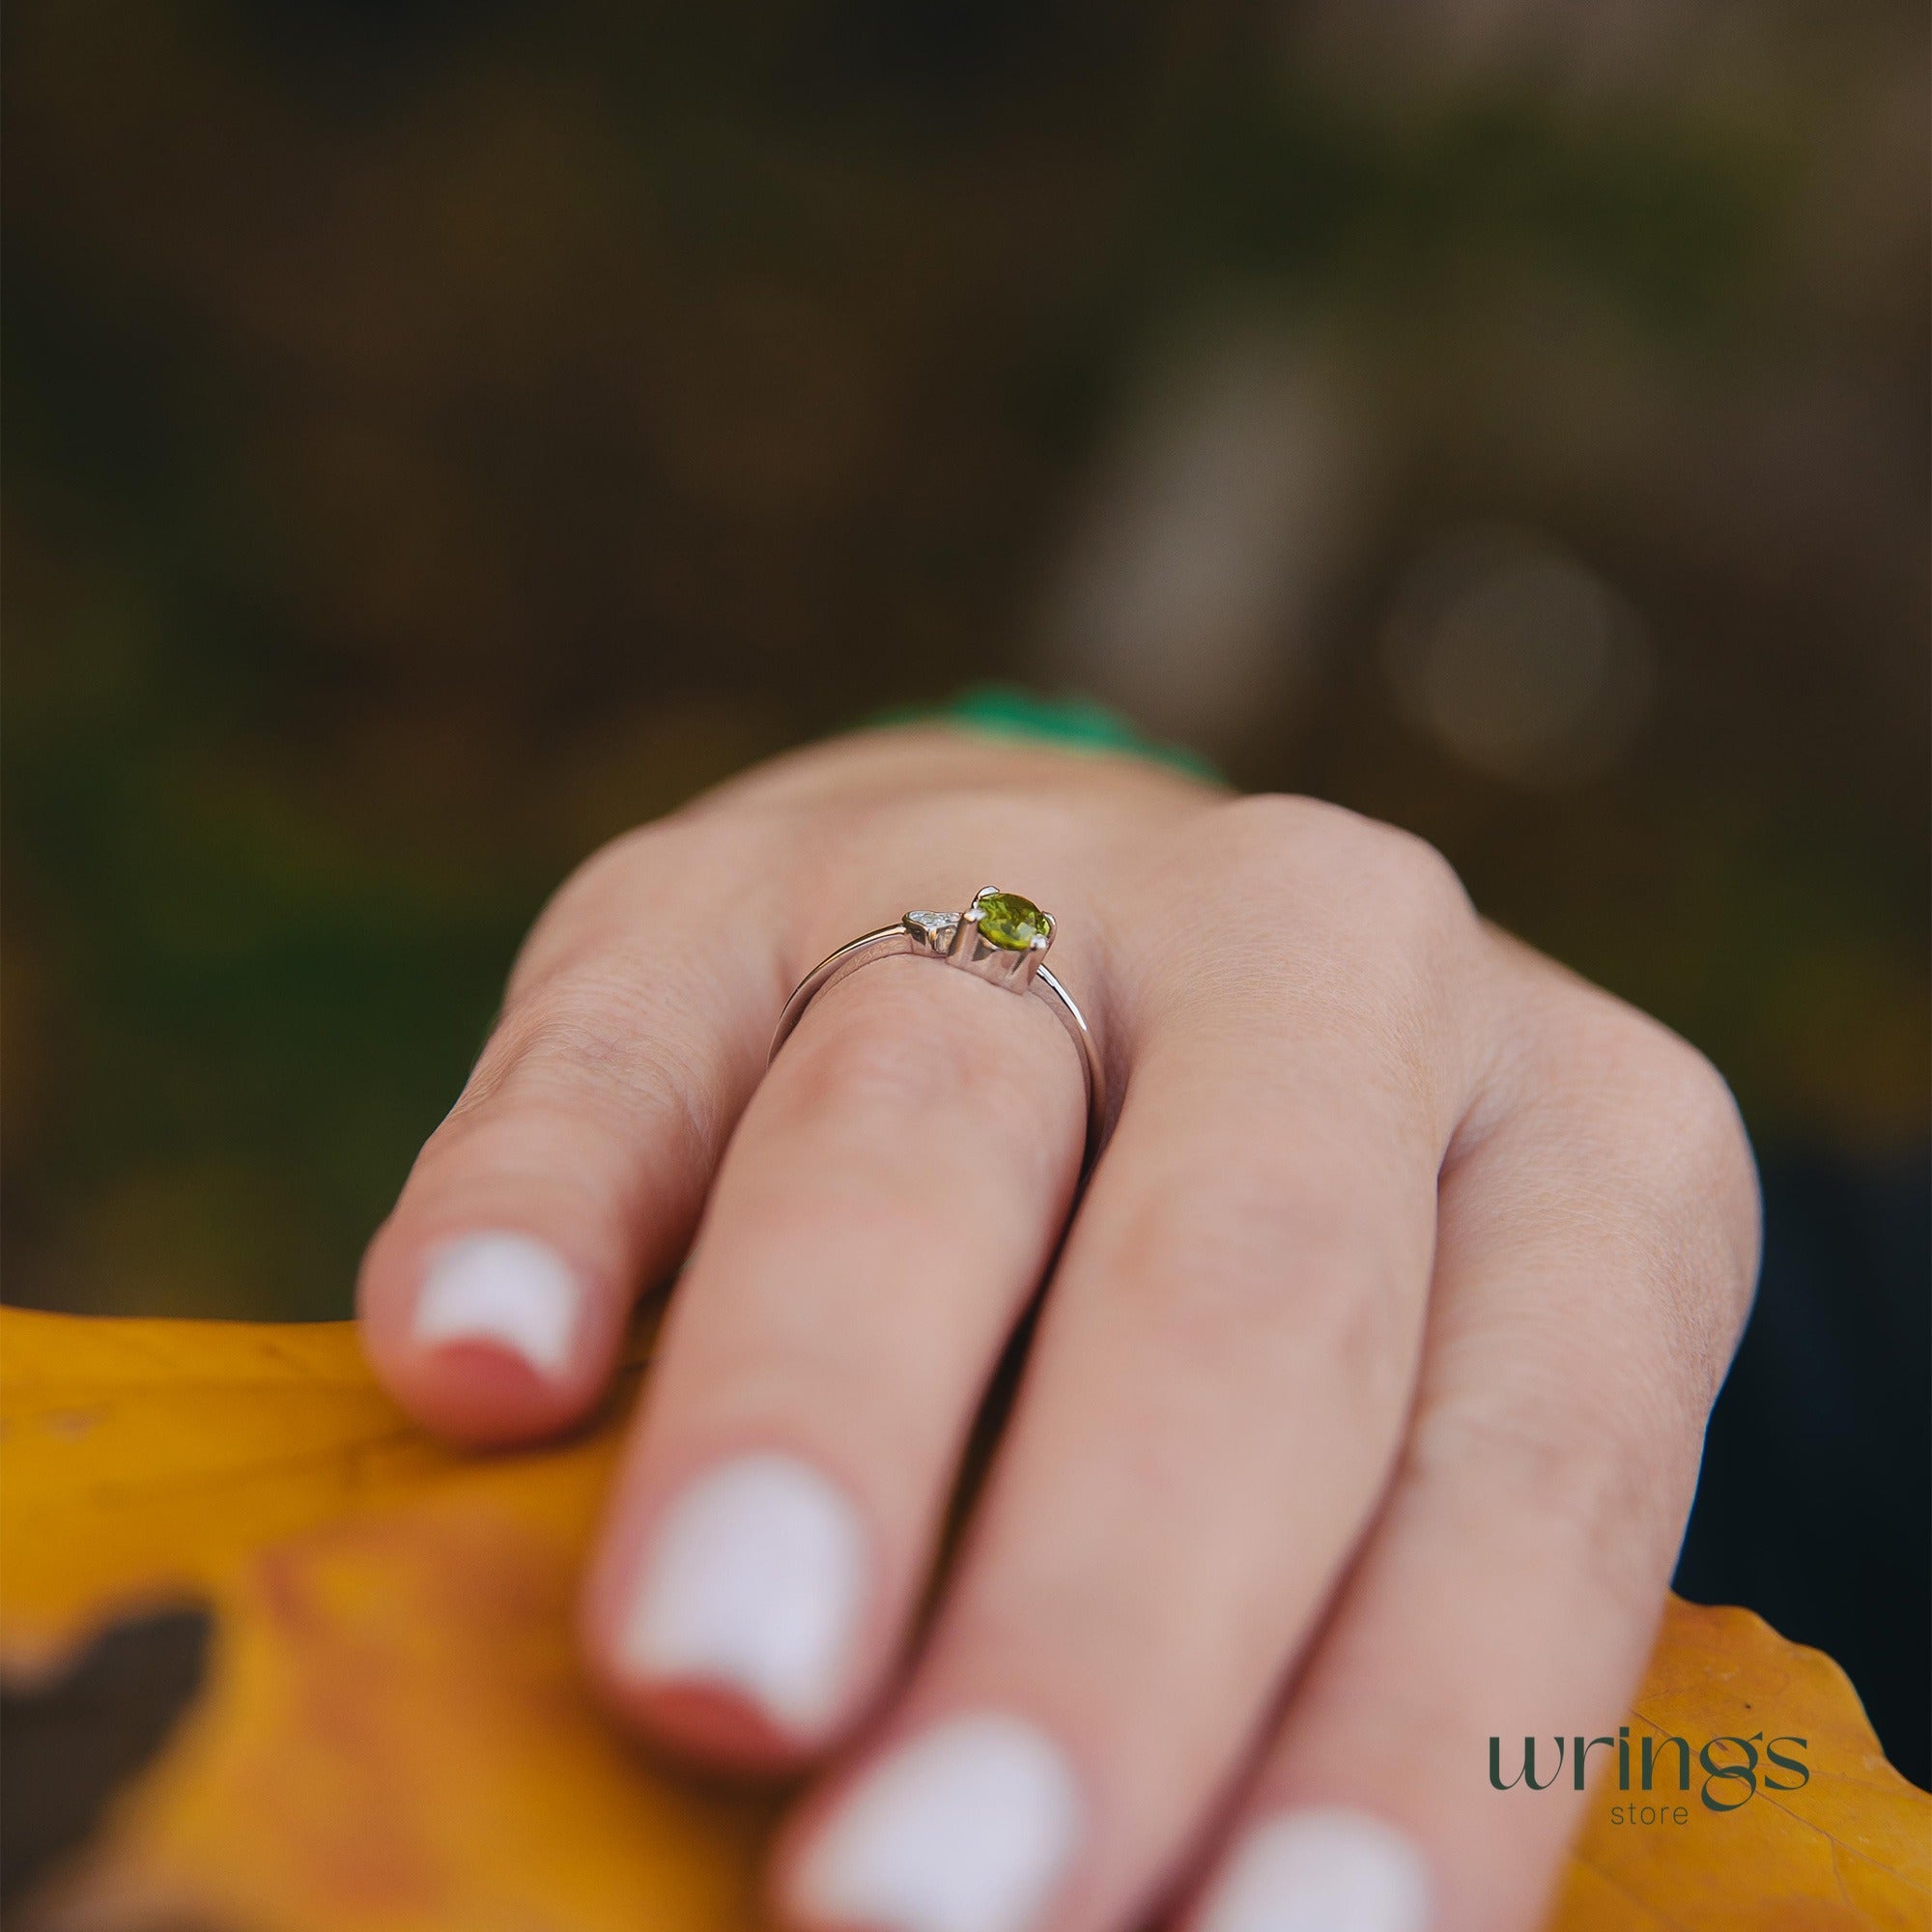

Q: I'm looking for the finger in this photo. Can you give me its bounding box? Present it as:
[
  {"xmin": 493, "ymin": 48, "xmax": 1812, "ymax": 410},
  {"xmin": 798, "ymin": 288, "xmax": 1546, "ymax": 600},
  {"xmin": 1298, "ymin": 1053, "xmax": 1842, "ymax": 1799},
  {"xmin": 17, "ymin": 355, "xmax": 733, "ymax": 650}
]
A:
[
  {"xmin": 778, "ymin": 829, "xmax": 1480, "ymax": 1932},
  {"xmin": 357, "ymin": 826, "xmax": 779, "ymax": 1445},
  {"xmin": 580, "ymin": 950, "xmax": 1087, "ymax": 1769},
  {"xmin": 1182, "ymin": 997, "xmax": 1757, "ymax": 1932}
]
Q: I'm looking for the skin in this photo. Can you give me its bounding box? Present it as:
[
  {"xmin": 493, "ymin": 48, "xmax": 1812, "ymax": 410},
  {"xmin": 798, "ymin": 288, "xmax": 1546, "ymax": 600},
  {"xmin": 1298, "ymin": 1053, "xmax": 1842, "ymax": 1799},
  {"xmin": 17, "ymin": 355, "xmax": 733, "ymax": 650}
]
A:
[{"xmin": 358, "ymin": 726, "xmax": 1761, "ymax": 1932}]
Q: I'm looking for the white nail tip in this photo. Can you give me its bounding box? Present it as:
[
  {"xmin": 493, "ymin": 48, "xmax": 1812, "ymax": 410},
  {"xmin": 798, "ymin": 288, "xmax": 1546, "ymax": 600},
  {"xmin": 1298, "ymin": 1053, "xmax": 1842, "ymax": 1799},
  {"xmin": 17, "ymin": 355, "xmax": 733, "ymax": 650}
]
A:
[
  {"xmin": 1197, "ymin": 1809, "xmax": 1432, "ymax": 1932},
  {"xmin": 620, "ymin": 1453, "xmax": 867, "ymax": 1734},
  {"xmin": 797, "ymin": 1714, "xmax": 1081, "ymax": 1932},
  {"xmin": 412, "ymin": 1232, "xmax": 582, "ymax": 1378}
]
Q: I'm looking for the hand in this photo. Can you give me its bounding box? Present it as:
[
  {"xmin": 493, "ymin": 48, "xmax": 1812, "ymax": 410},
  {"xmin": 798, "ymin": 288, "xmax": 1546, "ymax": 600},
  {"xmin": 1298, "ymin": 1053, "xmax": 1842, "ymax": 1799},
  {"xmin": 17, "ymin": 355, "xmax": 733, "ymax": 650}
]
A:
[{"xmin": 358, "ymin": 725, "xmax": 1759, "ymax": 1932}]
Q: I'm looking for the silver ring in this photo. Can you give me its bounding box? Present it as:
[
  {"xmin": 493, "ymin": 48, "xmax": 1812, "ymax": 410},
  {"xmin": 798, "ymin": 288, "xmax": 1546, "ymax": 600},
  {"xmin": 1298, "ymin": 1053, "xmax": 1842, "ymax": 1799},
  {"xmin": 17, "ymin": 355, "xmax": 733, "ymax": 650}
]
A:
[{"xmin": 770, "ymin": 887, "xmax": 1106, "ymax": 1166}]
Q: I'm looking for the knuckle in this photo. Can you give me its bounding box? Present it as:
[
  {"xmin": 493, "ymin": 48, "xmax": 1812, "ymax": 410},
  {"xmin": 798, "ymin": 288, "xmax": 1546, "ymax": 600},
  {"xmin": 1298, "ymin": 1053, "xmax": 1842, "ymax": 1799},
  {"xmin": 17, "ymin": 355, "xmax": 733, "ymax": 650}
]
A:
[
  {"xmin": 1360, "ymin": 828, "xmax": 1477, "ymax": 952},
  {"xmin": 1535, "ymin": 993, "xmax": 1762, "ymax": 1339},
  {"xmin": 1540, "ymin": 991, "xmax": 1743, "ymax": 1168},
  {"xmin": 1345, "ymin": 811, "xmax": 1465, "ymax": 903},
  {"xmin": 1179, "ymin": 802, "xmax": 1475, "ymax": 1121},
  {"xmin": 1206, "ymin": 794, "xmax": 1475, "ymax": 940},
  {"xmin": 1660, "ymin": 1038, "xmax": 1754, "ymax": 1182},
  {"xmin": 1203, "ymin": 792, "xmax": 1374, "ymax": 889},
  {"xmin": 533, "ymin": 820, "xmax": 682, "ymax": 932},
  {"xmin": 1207, "ymin": 789, "xmax": 1341, "ymax": 856},
  {"xmin": 1663, "ymin": 1052, "xmax": 1758, "ymax": 1259},
  {"xmin": 510, "ymin": 813, "xmax": 786, "ymax": 996},
  {"xmin": 458, "ymin": 968, "xmax": 717, "ymax": 1153}
]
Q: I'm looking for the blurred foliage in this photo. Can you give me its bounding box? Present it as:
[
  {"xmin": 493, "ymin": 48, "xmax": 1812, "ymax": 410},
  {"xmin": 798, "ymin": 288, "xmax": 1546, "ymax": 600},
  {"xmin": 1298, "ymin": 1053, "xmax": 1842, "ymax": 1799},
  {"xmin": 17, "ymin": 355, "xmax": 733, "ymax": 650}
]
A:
[{"xmin": 4, "ymin": 0, "xmax": 1925, "ymax": 1318}]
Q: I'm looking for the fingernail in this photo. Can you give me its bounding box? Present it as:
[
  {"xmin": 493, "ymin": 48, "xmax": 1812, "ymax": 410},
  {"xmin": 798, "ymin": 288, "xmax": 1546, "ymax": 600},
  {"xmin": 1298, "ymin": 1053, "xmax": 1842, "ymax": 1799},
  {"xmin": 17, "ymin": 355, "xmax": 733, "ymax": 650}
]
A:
[
  {"xmin": 412, "ymin": 1232, "xmax": 583, "ymax": 1377},
  {"xmin": 619, "ymin": 1452, "xmax": 867, "ymax": 1734},
  {"xmin": 1196, "ymin": 1808, "xmax": 1432, "ymax": 1932},
  {"xmin": 795, "ymin": 1713, "xmax": 1081, "ymax": 1932}
]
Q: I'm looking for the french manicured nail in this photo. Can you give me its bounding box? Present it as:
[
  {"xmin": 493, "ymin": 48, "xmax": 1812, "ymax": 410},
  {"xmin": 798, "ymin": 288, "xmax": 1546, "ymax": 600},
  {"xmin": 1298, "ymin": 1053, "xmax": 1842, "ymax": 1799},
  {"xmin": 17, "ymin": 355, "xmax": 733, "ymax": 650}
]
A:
[
  {"xmin": 412, "ymin": 1232, "xmax": 582, "ymax": 1377},
  {"xmin": 795, "ymin": 1713, "xmax": 1081, "ymax": 1932},
  {"xmin": 619, "ymin": 1452, "xmax": 866, "ymax": 1733},
  {"xmin": 1197, "ymin": 1809, "xmax": 1431, "ymax": 1932}
]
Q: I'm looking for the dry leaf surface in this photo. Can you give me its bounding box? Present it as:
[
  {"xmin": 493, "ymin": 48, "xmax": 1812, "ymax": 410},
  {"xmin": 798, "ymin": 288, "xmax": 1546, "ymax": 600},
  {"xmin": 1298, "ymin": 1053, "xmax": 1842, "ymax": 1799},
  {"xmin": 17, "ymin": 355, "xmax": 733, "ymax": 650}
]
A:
[{"xmin": 3, "ymin": 1308, "xmax": 1925, "ymax": 1930}]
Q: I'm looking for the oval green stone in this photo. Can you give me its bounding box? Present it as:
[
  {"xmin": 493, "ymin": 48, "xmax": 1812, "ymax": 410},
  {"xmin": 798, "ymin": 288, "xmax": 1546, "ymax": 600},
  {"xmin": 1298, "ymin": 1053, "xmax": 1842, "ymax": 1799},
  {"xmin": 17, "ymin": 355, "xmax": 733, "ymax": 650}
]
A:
[{"xmin": 976, "ymin": 891, "xmax": 1051, "ymax": 951}]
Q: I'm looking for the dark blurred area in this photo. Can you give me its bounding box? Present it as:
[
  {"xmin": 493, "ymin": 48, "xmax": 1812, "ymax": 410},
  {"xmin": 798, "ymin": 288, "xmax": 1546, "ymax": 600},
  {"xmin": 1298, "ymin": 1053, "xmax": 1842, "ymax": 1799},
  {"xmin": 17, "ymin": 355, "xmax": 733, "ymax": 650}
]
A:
[{"xmin": 3, "ymin": 0, "xmax": 1926, "ymax": 1770}]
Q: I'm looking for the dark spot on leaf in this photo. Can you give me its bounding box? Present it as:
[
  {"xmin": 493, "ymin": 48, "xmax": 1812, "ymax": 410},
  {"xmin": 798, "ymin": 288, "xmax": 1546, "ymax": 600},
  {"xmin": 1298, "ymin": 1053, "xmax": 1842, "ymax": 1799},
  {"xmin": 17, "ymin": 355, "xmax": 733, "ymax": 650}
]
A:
[{"xmin": 1, "ymin": 1605, "xmax": 212, "ymax": 1910}]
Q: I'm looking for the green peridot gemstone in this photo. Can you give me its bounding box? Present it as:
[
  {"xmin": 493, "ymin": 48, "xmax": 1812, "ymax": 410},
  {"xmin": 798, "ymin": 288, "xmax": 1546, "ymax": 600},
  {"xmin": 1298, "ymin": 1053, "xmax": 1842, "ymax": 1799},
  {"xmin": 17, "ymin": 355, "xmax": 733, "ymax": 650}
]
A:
[{"xmin": 976, "ymin": 891, "xmax": 1051, "ymax": 951}]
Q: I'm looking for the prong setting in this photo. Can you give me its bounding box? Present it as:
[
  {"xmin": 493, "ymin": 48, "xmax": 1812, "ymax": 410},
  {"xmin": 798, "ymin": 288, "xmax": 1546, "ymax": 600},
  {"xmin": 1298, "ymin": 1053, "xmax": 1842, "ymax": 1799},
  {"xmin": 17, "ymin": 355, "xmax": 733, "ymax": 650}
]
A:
[
  {"xmin": 945, "ymin": 901, "xmax": 984, "ymax": 964},
  {"xmin": 776, "ymin": 888, "xmax": 1102, "ymax": 1167},
  {"xmin": 940, "ymin": 888, "xmax": 1055, "ymax": 988}
]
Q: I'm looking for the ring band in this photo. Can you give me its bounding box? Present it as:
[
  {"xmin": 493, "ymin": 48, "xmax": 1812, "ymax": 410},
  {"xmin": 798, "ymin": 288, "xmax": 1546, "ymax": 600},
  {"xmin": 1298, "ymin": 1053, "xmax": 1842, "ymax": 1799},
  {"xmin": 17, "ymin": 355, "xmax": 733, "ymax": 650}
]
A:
[{"xmin": 770, "ymin": 887, "xmax": 1105, "ymax": 1165}]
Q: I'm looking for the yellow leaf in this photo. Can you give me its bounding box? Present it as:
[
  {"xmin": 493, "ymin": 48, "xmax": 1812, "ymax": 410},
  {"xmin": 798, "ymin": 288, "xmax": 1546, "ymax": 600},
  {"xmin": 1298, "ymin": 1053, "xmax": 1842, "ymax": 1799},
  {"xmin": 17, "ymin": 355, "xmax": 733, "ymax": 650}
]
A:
[
  {"xmin": 3, "ymin": 1307, "xmax": 1925, "ymax": 1930},
  {"xmin": 1558, "ymin": 1600, "xmax": 1931, "ymax": 1930}
]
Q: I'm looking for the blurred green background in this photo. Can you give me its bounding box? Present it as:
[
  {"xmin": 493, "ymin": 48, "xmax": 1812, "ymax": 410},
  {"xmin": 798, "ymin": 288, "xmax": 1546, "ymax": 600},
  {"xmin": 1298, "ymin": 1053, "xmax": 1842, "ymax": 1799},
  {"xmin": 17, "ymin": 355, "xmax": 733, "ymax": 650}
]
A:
[{"xmin": 5, "ymin": 0, "xmax": 1926, "ymax": 1321}]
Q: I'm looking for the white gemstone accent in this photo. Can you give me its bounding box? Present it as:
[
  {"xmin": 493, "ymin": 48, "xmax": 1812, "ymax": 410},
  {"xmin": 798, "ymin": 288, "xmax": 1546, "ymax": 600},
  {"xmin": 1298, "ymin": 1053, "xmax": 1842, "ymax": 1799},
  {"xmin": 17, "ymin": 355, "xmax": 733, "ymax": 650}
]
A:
[{"xmin": 904, "ymin": 910, "xmax": 958, "ymax": 951}]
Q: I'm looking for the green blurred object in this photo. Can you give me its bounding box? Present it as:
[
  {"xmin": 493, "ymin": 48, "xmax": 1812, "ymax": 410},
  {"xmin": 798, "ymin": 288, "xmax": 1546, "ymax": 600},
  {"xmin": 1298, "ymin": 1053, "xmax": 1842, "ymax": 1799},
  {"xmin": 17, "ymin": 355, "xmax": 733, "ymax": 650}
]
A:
[{"xmin": 875, "ymin": 685, "xmax": 1223, "ymax": 783}]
